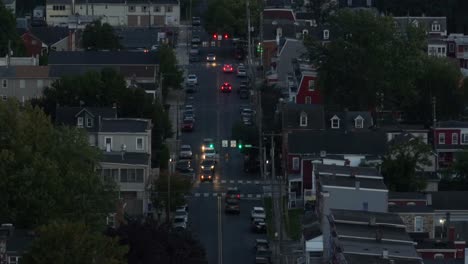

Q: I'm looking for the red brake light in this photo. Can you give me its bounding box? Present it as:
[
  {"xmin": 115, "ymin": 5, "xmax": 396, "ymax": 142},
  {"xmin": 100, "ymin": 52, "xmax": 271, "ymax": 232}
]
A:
[
  {"xmin": 213, "ymin": 34, "xmax": 217, "ymax": 39},
  {"xmin": 224, "ymin": 34, "xmax": 229, "ymax": 39},
  {"xmin": 237, "ymin": 194, "xmax": 240, "ymax": 198}
]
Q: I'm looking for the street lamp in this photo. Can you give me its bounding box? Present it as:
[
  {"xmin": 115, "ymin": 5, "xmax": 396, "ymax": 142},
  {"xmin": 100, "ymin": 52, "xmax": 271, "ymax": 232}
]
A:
[{"xmin": 439, "ymin": 218, "xmax": 446, "ymax": 238}]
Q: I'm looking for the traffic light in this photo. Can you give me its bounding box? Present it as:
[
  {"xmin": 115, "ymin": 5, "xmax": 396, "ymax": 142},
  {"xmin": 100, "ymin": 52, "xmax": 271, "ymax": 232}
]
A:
[
  {"xmin": 238, "ymin": 140, "xmax": 243, "ymax": 149},
  {"xmin": 256, "ymin": 42, "xmax": 263, "ymax": 54},
  {"xmin": 209, "ymin": 144, "xmax": 214, "ymax": 148},
  {"xmin": 223, "ymin": 33, "xmax": 229, "ymax": 39},
  {"xmin": 213, "ymin": 33, "xmax": 218, "ymax": 40}
]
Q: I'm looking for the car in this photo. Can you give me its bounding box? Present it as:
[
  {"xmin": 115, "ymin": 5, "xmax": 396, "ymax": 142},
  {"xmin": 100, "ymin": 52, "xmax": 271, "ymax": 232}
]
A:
[
  {"xmin": 226, "ymin": 187, "xmax": 241, "ymax": 200},
  {"xmin": 192, "ymin": 16, "xmax": 201, "ymax": 26},
  {"xmin": 191, "ymin": 35, "xmax": 201, "ymax": 43},
  {"xmin": 151, "ymin": 44, "xmax": 159, "ymax": 51},
  {"xmin": 199, "ymin": 168, "xmax": 214, "ymax": 182},
  {"xmin": 182, "ymin": 119, "xmax": 194, "ymax": 132},
  {"xmin": 251, "ymin": 207, "xmax": 266, "ymax": 220},
  {"xmin": 202, "ymin": 147, "xmax": 216, "ymax": 160},
  {"xmin": 187, "ymin": 74, "xmax": 198, "ymax": 85},
  {"xmin": 202, "ymin": 138, "xmax": 214, "ymax": 151},
  {"xmin": 184, "ymin": 109, "xmax": 196, "ymax": 120},
  {"xmin": 191, "ymin": 43, "xmax": 200, "ymax": 49},
  {"xmin": 223, "ymin": 64, "xmax": 234, "ymax": 73},
  {"xmin": 179, "ymin": 144, "xmax": 193, "ymax": 159},
  {"xmin": 241, "ymin": 107, "xmax": 255, "ymax": 117},
  {"xmin": 185, "ymin": 83, "xmax": 197, "ymax": 93},
  {"xmin": 255, "ymin": 239, "xmax": 270, "ymax": 251},
  {"xmin": 200, "ymin": 159, "xmax": 216, "ymax": 172},
  {"xmin": 255, "ymin": 239, "xmax": 272, "ymax": 263},
  {"xmin": 239, "ymin": 89, "xmax": 249, "ymax": 99},
  {"xmin": 176, "ymin": 204, "xmax": 189, "ymax": 212},
  {"xmin": 225, "ymin": 199, "xmax": 240, "ymax": 214},
  {"xmin": 237, "ymin": 66, "xmax": 247, "ymax": 77},
  {"xmin": 184, "ymin": 104, "xmax": 194, "ymax": 112},
  {"xmin": 251, "ymin": 218, "xmax": 267, "ymax": 233},
  {"xmin": 220, "ymin": 82, "xmax": 232, "ymax": 93},
  {"xmin": 172, "ymin": 216, "xmax": 187, "ymax": 229},
  {"xmin": 206, "ymin": 53, "xmax": 216, "ymax": 62},
  {"xmin": 240, "ymin": 79, "xmax": 250, "ymax": 87},
  {"xmin": 176, "ymin": 160, "xmax": 194, "ymax": 173},
  {"xmin": 175, "ymin": 209, "xmax": 188, "ymax": 222}
]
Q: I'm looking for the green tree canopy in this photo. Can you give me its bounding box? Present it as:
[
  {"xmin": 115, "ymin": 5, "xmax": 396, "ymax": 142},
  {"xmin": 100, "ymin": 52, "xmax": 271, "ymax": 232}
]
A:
[
  {"xmin": 439, "ymin": 151, "xmax": 468, "ymax": 191},
  {"xmin": 22, "ymin": 222, "xmax": 127, "ymax": 264},
  {"xmin": 0, "ymin": 3, "xmax": 25, "ymax": 56},
  {"xmin": 306, "ymin": 9, "xmax": 465, "ymax": 122},
  {"xmin": 0, "ymin": 100, "xmax": 116, "ymax": 228},
  {"xmin": 156, "ymin": 44, "xmax": 183, "ymax": 97},
  {"xmin": 381, "ymin": 136, "xmax": 433, "ymax": 192},
  {"xmin": 151, "ymin": 172, "xmax": 192, "ymax": 219},
  {"xmin": 82, "ymin": 21, "xmax": 121, "ymax": 50}
]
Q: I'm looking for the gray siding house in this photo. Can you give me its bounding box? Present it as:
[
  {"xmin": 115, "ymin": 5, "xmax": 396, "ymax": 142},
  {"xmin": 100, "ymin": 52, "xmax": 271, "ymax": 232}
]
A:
[
  {"xmin": 0, "ymin": 66, "xmax": 55, "ymax": 102},
  {"xmin": 55, "ymin": 107, "xmax": 154, "ymax": 218}
]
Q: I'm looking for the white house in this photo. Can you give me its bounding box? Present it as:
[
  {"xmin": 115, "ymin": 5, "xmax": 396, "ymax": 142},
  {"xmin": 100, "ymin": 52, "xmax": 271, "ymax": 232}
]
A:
[
  {"xmin": 2, "ymin": 0, "xmax": 16, "ymax": 15},
  {"xmin": 46, "ymin": 0, "xmax": 180, "ymax": 27}
]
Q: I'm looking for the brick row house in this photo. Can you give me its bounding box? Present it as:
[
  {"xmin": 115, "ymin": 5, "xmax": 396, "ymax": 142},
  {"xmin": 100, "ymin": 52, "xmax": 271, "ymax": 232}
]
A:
[{"xmin": 433, "ymin": 121, "xmax": 468, "ymax": 168}]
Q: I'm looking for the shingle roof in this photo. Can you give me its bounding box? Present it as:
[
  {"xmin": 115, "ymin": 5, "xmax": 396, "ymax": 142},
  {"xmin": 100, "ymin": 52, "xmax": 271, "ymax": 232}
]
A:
[
  {"xmin": 315, "ymin": 164, "xmax": 381, "ymax": 177},
  {"xmin": 48, "ymin": 51, "xmax": 159, "ymax": 65},
  {"xmin": 343, "ymin": 254, "xmax": 422, "ymax": 264},
  {"xmin": 277, "ymin": 39, "xmax": 307, "ymax": 88},
  {"xmin": 282, "ymin": 103, "xmax": 325, "ymax": 130},
  {"xmin": 55, "ymin": 107, "xmax": 117, "ymax": 132},
  {"xmin": 320, "ymin": 175, "xmax": 387, "ymax": 190},
  {"xmin": 0, "ymin": 67, "xmax": 17, "ymax": 78},
  {"xmin": 46, "ymin": 0, "xmax": 72, "ymax": 3},
  {"xmin": 100, "ymin": 118, "xmax": 150, "ymax": 133},
  {"xmin": 394, "ymin": 16, "xmax": 447, "ymax": 35},
  {"xmin": 74, "ymin": 0, "xmax": 178, "ymax": 3},
  {"xmin": 49, "ymin": 65, "xmax": 156, "ymax": 78},
  {"xmin": 115, "ymin": 27, "xmax": 162, "ymax": 49},
  {"xmin": 430, "ymin": 191, "xmax": 468, "ymax": 210},
  {"xmin": 388, "ymin": 205, "xmax": 434, "ymax": 213},
  {"xmin": 330, "ymin": 209, "xmax": 405, "ymax": 226},
  {"xmin": 303, "ymin": 224, "xmax": 321, "ymax": 240},
  {"xmin": 287, "ymin": 130, "xmax": 388, "ymax": 155},
  {"xmin": 263, "ymin": 19, "xmax": 315, "ymax": 41},
  {"xmin": 295, "ymin": 12, "xmax": 314, "ymax": 20},
  {"xmin": 264, "ymin": 0, "xmax": 292, "ymax": 8},
  {"xmin": 101, "ymin": 152, "xmax": 150, "ymax": 165},
  {"xmin": 335, "ymin": 222, "xmax": 411, "ymax": 241},
  {"xmin": 0, "ymin": 228, "xmax": 34, "ymax": 254},
  {"xmin": 15, "ymin": 66, "xmax": 50, "ymax": 78},
  {"xmin": 263, "ymin": 9, "xmax": 295, "ymax": 21},
  {"xmin": 436, "ymin": 120, "xmax": 468, "ymax": 128},
  {"xmin": 338, "ymin": 0, "xmax": 375, "ymax": 8},
  {"xmin": 30, "ymin": 27, "xmax": 70, "ymax": 46},
  {"xmin": 2, "ymin": 0, "xmax": 16, "ymax": 4},
  {"xmin": 325, "ymin": 111, "xmax": 374, "ymax": 130}
]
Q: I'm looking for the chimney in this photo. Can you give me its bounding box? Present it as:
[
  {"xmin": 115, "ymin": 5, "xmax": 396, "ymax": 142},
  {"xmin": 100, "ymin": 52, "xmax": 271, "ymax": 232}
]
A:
[
  {"xmin": 382, "ymin": 248, "xmax": 388, "ymax": 259},
  {"xmin": 426, "ymin": 193, "xmax": 432, "ymax": 206},
  {"xmin": 355, "ymin": 180, "xmax": 360, "ymax": 190}
]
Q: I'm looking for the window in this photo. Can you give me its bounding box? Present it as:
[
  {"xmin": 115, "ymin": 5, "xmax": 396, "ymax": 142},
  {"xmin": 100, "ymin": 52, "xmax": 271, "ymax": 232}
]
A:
[
  {"xmin": 120, "ymin": 169, "xmax": 144, "ymax": 182},
  {"xmin": 300, "ymin": 112, "xmax": 307, "ymax": 127},
  {"xmin": 434, "ymin": 254, "xmax": 444, "ymax": 260},
  {"xmin": 292, "ymin": 157, "xmax": 300, "ymax": 170},
  {"xmin": 431, "ymin": 22, "xmax": 441, "ymax": 32},
  {"xmin": 414, "ymin": 216, "xmax": 424, "ymax": 232},
  {"xmin": 105, "ymin": 137, "xmax": 112, "ymax": 151},
  {"xmin": 308, "ymin": 80, "xmax": 315, "ymax": 91},
  {"xmin": 452, "ymin": 133, "xmax": 459, "ymax": 144},
  {"xmin": 129, "ymin": 6, "xmax": 135, "ymax": 12},
  {"xmin": 86, "ymin": 117, "xmax": 93, "ymax": 128},
  {"xmin": 1, "ymin": 95, "xmax": 6, "ymax": 101},
  {"xmin": 438, "ymin": 133, "xmax": 445, "ymax": 144},
  {"xmin": 2, "ymin": 79, "xmax": 7, "ymax": 88},
  {"xmin": 305, "ymin": 96, "xmax": 312, "ymax": 104},
  {"xmin": 136, "ymin": 137, "xmax": 144, "ymax": 150},
  {"xmin": 37, "ymin": 79, "xmax": 44, "ymax": 88},
  {"xmin": 166, "ymin": 6, "xmax": 173, "ymax": 12},
  {"xmin": 355, "ymin": 116, "xmax": 364, "ymax": 128},
  {"xmin": 102, "ymin": 169, "xmax": 118, "ymax": 182},
  {"xmin": 77, "ymin": 117, "xmax": 84, "ymax": 127},
  {"xmin": 154, "ymin": 6, "xmax": 160, "ymax": 12},
  {"xmin": 106, "ymin": 213, "xmax": 116, "ymax": 227},
  {"xmin": 323, "ymin": 29, "xmax": 329, "ymax": 40},
  {"xmin": 142, "ymin": 6, "xmax": 148, "ymax": 12},
  {"xmin": 449, "ymin": 43, "xmax": 455, "ymax": 52},
  {"xmin": 19, "ymin": 80, "xmax": 25, "ymax": 89},
  {"xmin": 9, "ymin": 256, "xmax": 20, "ymax": 264},
  {"xmin": 462, "ymin": 134, "xmax": 468, "ymax": 144},
  {"xmin": 331, "ymin": 116, "xmax": 340, "ymax": 129}
]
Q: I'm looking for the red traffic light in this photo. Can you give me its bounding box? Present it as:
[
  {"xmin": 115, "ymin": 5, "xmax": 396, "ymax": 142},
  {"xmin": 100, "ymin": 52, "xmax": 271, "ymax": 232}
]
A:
[
  {"xmin": 213, "ymin": 33, "xmax": 218, "ymax": 39},
  {"xmin": 223, "ymin": 34, "xmax": 229, "ymax": 39}
]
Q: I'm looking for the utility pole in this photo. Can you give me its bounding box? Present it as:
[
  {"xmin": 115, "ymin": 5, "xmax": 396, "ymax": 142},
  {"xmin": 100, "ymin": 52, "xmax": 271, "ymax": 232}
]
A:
[
  {"xmin": 246, "ymin": 0, "xmax": 252, "ymax": 68},
  {"xmin": 259, "ymin": 5, "xmax": 264, "ymax": 77}
]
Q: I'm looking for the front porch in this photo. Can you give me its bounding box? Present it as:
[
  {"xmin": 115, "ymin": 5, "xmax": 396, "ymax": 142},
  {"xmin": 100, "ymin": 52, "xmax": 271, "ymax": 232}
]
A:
[{"xmin": 288, "ymin": 174, "xmax": 314, "ymax": 209}]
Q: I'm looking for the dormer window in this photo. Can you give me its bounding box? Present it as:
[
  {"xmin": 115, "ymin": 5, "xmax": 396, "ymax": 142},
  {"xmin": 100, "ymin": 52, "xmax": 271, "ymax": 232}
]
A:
[
  {"xmin": 431, "ymin": 22, "xmax": 441, "ymax": 32},
  {"xmin": 354, "ymin": 115, "xmax": 364, "ymax": 128},
  {"xmin": 86, "ymin": 117, "xmax": 94, "ymax": 128},
  {"xmin": 300, "ymin": 112, "xmax": 308, "ymax": 127},
  {"xmin": 331, "ymin": 115, "xmax": 340, "ymax": 129},
  {"xmin": 323, "ymin": 29, "xmax": 329, "ymax": 40},
  {"xmin": 77, "ymin": 117, "xmax": 84, "ymax": 127},
  {"xmin": 439, "ymin": 133, "xmax": 445, "ymax": 144}
]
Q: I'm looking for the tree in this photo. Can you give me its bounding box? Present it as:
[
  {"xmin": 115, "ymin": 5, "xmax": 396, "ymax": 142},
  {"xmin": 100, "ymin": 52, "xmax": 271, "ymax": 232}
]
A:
[
  {"xmin": 439, "ymin": 151, "xmax": 468, "ymax": 191},
  {"xmin": 82, "ymin": 21, "xmax": 121, "ymax": 50},
  {"xmin": 0, "ymin": 100, "xmax": 117, "ymax": 228},
  {"xmin": 111, "ymin": 221, "xmax": 208, "ymax": 264},
  {"xmin": 151, "ymin": 172, "xmax": 191, "ymax": 220},
  {"xmin": 15, "ymin": 0, "xmax": 45, "ymax": 16},
  {"xmin": 306, "ymin": 0, "xmax": 337, "ymax": 24},
  {"xmin": 381, "ymin": 136, "xmax": 433, "ymax": 191},
  {"xmin": 22, "ymin": 221, "xmax": 127, "ymax": 264},
  {"xmin": 156, "ymin": 45, "xmax": 184, "ymax": 97},
  {"xmin": 0, "ymin": 3, "xmax": 25, "ymax": 56}
]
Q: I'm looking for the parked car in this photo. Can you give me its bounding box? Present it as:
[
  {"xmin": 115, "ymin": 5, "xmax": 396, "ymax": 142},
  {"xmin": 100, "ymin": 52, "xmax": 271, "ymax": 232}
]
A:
[
  {"xmin": 176, "ymin": 160, "xmax": 194, "ymax": 173},
  {"xmin": 187, "ymin": 74, "xmax": 198, "ymax": 85},
  {"xmin": 175, "ymin": 209, "xmax": 188, "ymax": 222},
  {"xmin": 176, "ymin": 204, "xmax": 189, "ymax": 212},
  {"xmin": 172, "ymin": 216, "xmax": 187, "ymax": 230},
  {"xmin": 251, "ymin": 207, "xmax": 266, "ymax": 220},
  {"xmin": 185, "ymin": 83, "xmax": 197, "ymax": 93},
  {"xmin": 189, "ymin": 54, "xmax": 201, "ymax": 62},
  {"xmin": 182, "ymin": 118, "xmax": 194, "ymax": 132},
  {"xmin": 192, "ymin": 17, "xmax": 201, "ymax": 26},
  {"xmin": 255, "ymin": 239, "xmax": 272, "ymax": 263},
  {"xmin": 179, "ymin": 144, "xmax": 193, "ymax": 159},
  {"xmin": 237, "ymin": 66, "xmax": 247, "ymax": 77},
  {"xmin": 184, "ymin": 109, "xmax": 196, "ymax": 120},
  {"xmin": 251, "ymin": 218, "xmax": 267, "ymax": 233},
  {"xmin": 191, "ymin": 35, "xmax": 201, "ymax": 43},
  {"xmin": 239, "ymin": 89, "xmax": 249, "ymax": 99}
]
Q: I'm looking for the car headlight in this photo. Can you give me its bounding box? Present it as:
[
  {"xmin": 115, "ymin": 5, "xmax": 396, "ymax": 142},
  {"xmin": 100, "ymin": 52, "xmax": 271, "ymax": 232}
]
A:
[
  {"xmin": 202, "ymin": 155, "xmax": 205, "ymax": 159},
  {"xmin": 208, "ymin": 175, "xmax": 212, "ymax": 178},
  {"xmin": 201, "ymin": 175, "xmax": 204, "ymax": 179},
  {"xmin": 211, "ymin": 165, "xmax": 214, "ymax": 169},
  {"xmin": 201, "ymin": 166, "xmax": 204, "ymax": 169}
]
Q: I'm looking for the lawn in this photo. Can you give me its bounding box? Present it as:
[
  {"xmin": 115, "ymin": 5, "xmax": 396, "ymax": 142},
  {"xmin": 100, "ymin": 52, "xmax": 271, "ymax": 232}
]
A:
[{"xmin": 263, "ymin": 197, "xmax": 275, "ymax": 240}]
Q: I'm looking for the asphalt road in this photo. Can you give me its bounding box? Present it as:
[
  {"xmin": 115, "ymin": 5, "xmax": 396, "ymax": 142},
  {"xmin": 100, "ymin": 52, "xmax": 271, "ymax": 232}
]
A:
[{"xmin": 179, "ymin": 29, "xmax": 268, "ymax": 264}]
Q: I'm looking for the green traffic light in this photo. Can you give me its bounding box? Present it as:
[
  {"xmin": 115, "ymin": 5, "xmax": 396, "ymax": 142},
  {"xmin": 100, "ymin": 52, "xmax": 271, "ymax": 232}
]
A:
[
  {"xmin": 238, "ymin": 144, "xmax": 243, "ymax": 149},
  {"xmin": 209, "ymin": 144, "xmax": 214, "ymax": 148}
]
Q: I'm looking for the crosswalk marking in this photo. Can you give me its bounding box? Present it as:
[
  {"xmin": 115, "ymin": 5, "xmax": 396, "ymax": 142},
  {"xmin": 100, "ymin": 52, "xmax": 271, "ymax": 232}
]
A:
[
  {"xmin": 247, "ymin": 194, "xmax": 253, "ymax": 198},
  {"xmin": 212, "ymin": 193, "xmax": 218, "ymax": 197},
  {"xmin": 229, "ymin": 180, "xmax": 235, "ymax": 184},
  {"xmin": 203, "ymin": 193, "xmax": 209, "ymax": 197},
  {"xmin": 254, "ymin": 181, "xmax": 260, "ymax": 184},
  {"xmin": 221, "ymin": 180, "xmax": 226, "ymax": 184},
  {"xmin": 189, "ymin": 192, "xmax": 270, "ymax": 200},
  {"xmin": 246, "ymin": 180, "xmax": 252, "ymax": 184},
  {"xmin": 256, "ymin": 194, "xmax": 262, "ymax": 198},
  {"xmin": 238, "ymin": 180, "xmax": 243, "ymax": 184},
  {"xmin": 194, "ymin": 193, "xmax": 201, "ymax": 197}
]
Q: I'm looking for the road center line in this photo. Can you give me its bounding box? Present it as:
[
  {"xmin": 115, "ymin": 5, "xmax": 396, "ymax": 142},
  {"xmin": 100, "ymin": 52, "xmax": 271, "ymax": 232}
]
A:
[{"xmin": 217, "ymin": 196, "xmax": 223, "ymax": 264}]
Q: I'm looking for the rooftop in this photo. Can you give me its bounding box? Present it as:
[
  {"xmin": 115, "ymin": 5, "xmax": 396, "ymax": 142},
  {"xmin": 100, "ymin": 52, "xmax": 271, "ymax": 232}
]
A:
[
  {"xmin": 388, "ymin": 205, "xmax": 434, "ymax": 213},
  {"xmin": 330, "ymin": 209, "xmax": 405, "ymax": 226},
  {"xmin": 101, "ymin": 152, "xmax": 150, "ymax": 165},
  {"xmin": 281, "ymin": 103, "xmax": 325, "ymax": 130},
  {"xmin": 388, "ymin": 192, "xmax": 427, "ymax": 201},
  {"xmin": 49, "ymin": 65, "xmax": 156, "ymax": 78},
  {"xmin": 48, "ymin": 51, "xmax": 159, "ymax": 66},
  {"xmin": 315, "ymin": 164, "xmax": 381, "ymax": 178},
  {"xmin": 320, "ymin": 175, "xmax": 387, "ymax": 190},
  {"xmin": 339, "ymin": 238, "xmax": 421, "ymax": 260},
  {"xmin": 101, "ymin": 118, "xmax": 151, "ymax": 133},
  {"xmin": 325, "ymin": 111, "xmax": 374, "ymax": 131},
  {"xmin": 55, "ymin": 107, "xmax": 117, "ymax": 132},
  {"xmin": 29, "ymin": 27, "xmax": 70, "ymax": 46},
  {"xmin": 429, "ymin": 191, "xmax": 468, "ymax": 210},
  {"xmin": 435, "ymin": 120, "xmax": 468, "ymax": 128},
  {"xmin": 342, "ymin": 253, "xmax": 422, "ymax": 264},
  {"xmin": 334, "ymin": 222, "xmax": 412, "ymax": 242}
]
